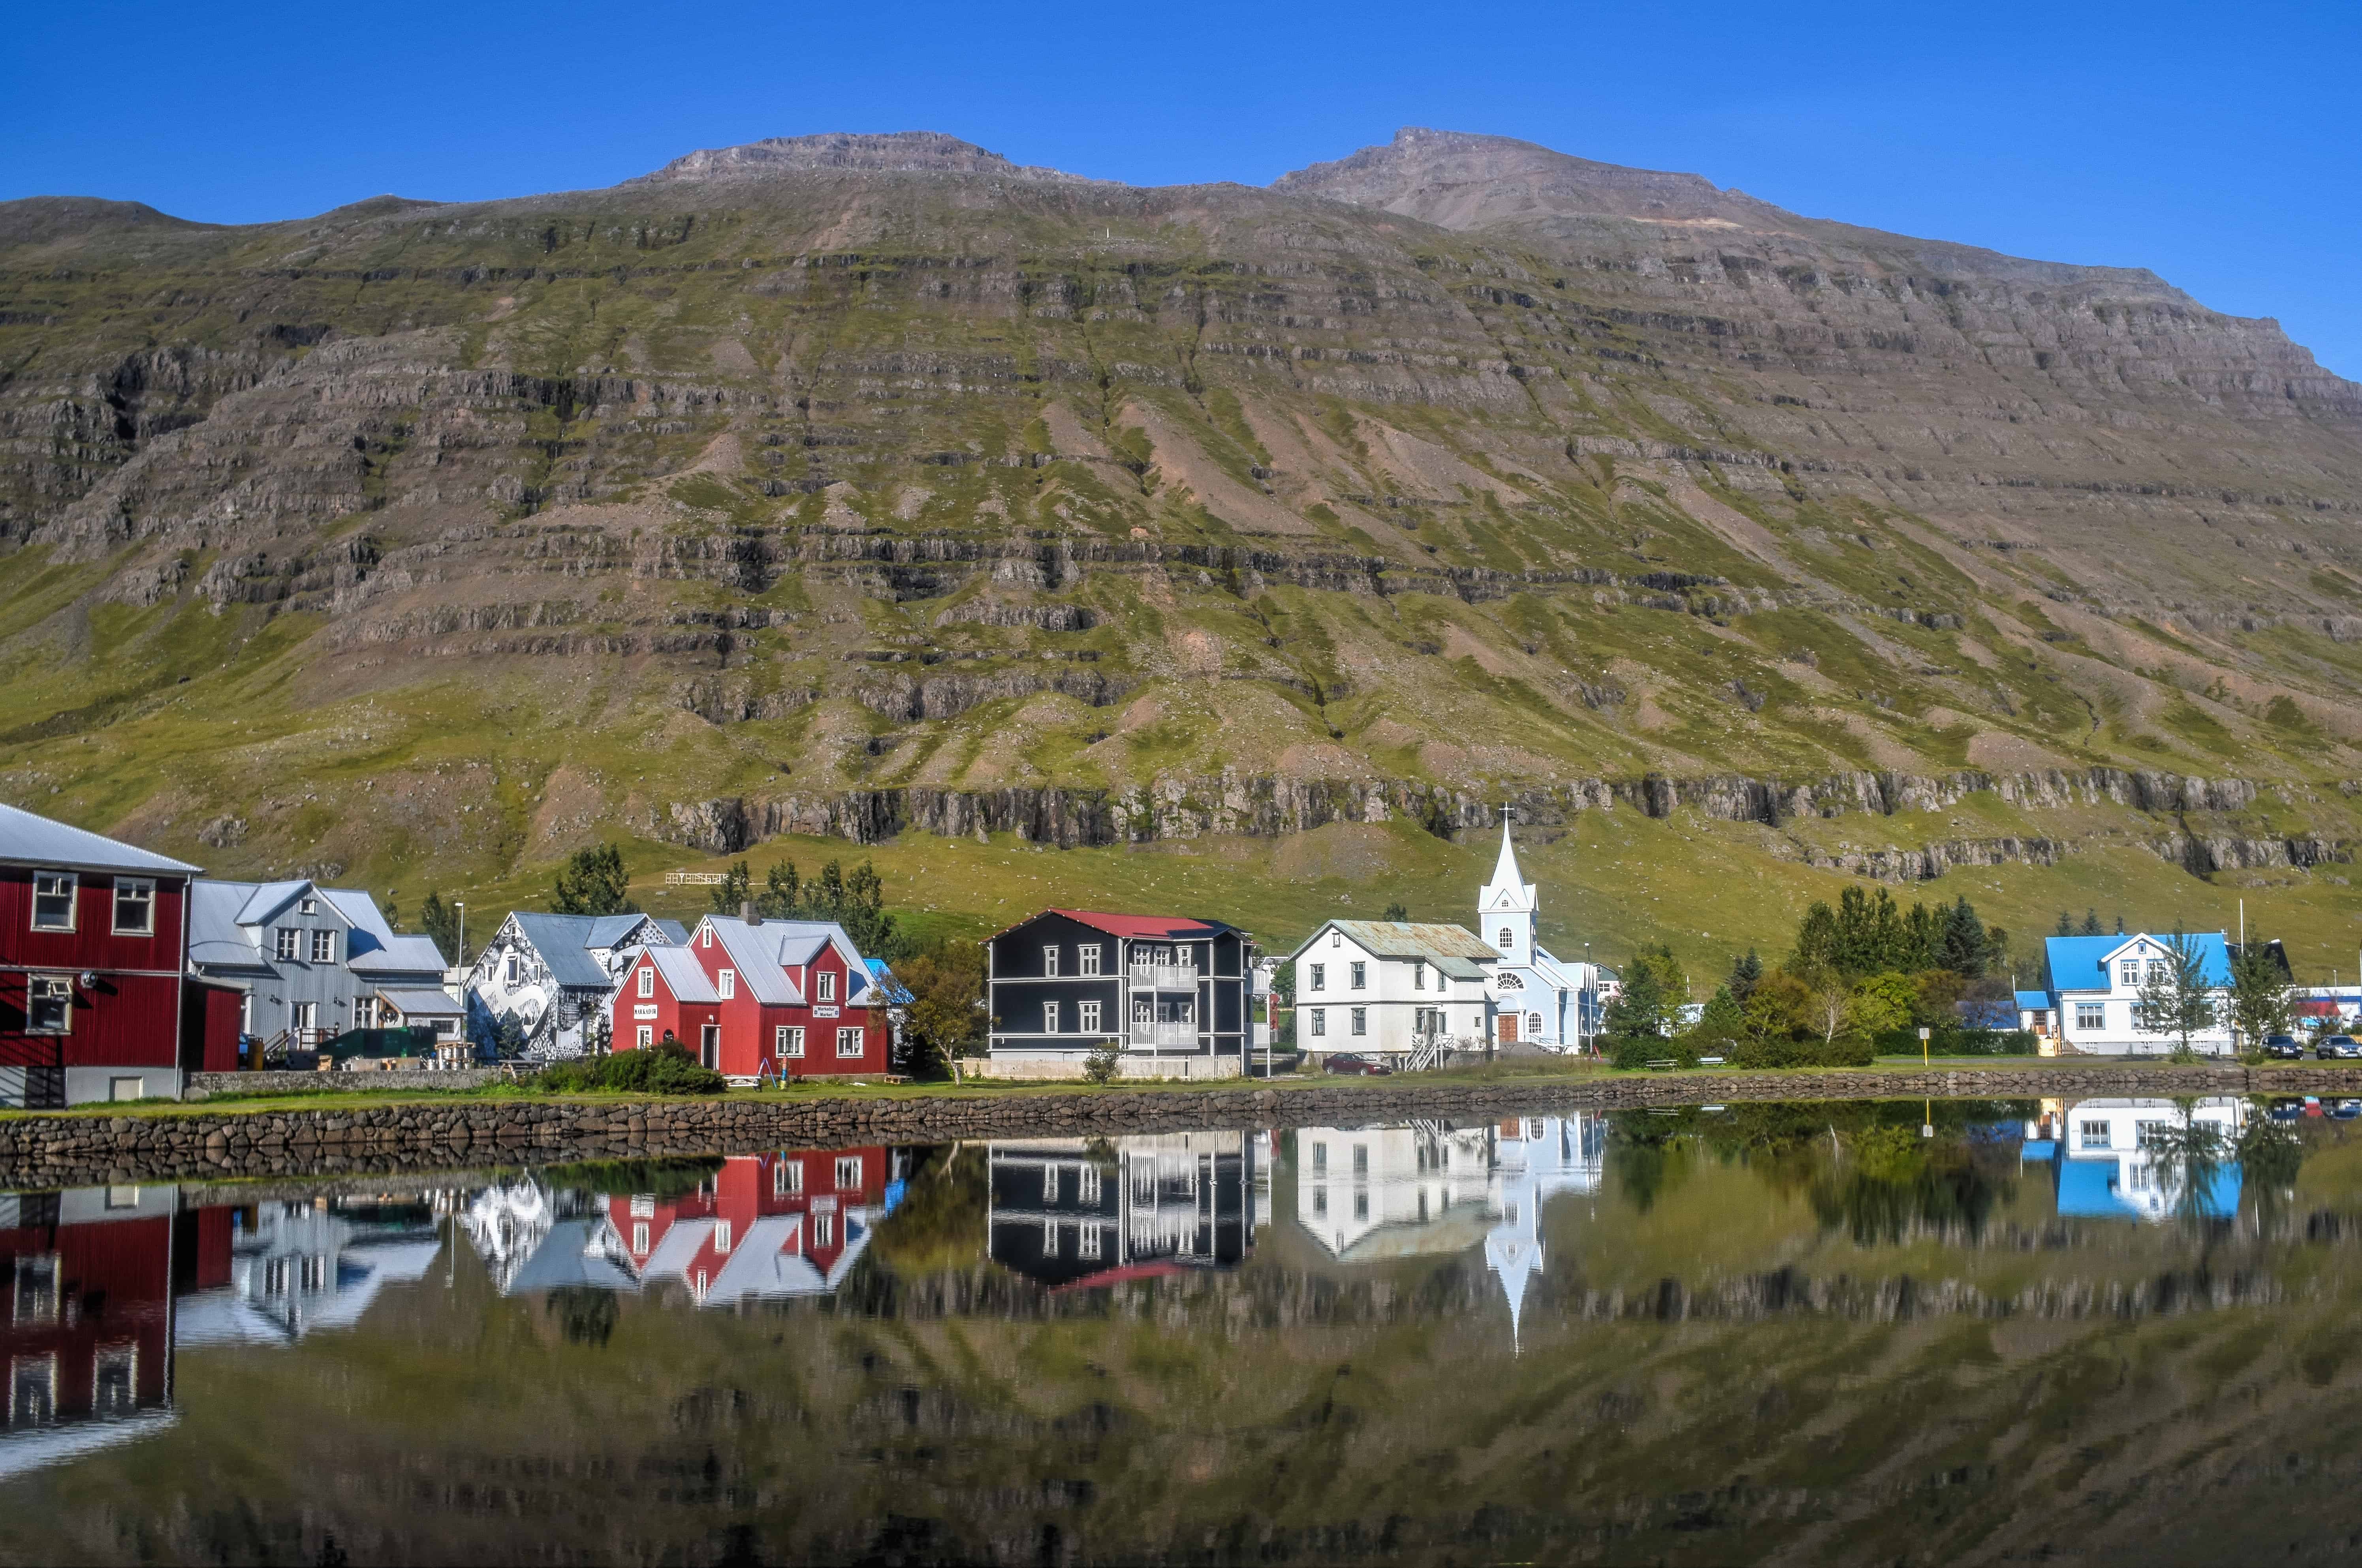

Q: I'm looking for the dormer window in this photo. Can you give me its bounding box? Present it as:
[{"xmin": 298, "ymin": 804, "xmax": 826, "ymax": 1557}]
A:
[
  {"xmin": 300, "ymin": 896, "xmax": 317, "ymax": 916},
  {"xmin": 2119, "ymin": 960, "xmax": 2140, "ymax": 986},
  {"xmin": 817, "ymin": 970, "xmax": 835, "ymax": 1002}
]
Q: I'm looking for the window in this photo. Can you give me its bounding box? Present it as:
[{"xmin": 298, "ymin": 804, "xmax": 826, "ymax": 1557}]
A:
[
  {"xmin": 814, "ymin": 1212, "xmax": 834, "ymax": 1247},
  {"xmin": 275, "ymin": 927, "xmax": 299, "ymax": 961},
  {"xmin": 1527, "ymin": 1011, "xmax": 1544, "ymax": 1038},
  {"xmin": 1079, "ymin": 1165, "xmax": 1101, "ymax": 1204},
  {"xmin": 14, "ymin": 1256, "xmax": 58, "ymax": 1325},
  {"xmin": 1413, "ymin": 962, "xmax": 1425, "ymax": 991},
  {"xmin": 112, "ymin": 878, "xmax": 154, "ymax": 936},
  {"xmin": 27, "ymin": 976, "xmax": 71, "ymax": 1034},
  {"xmin": 1309, "ymin": 1008, "xmax": 1326, "ymax": 1038},
  {"xmin": 2076, "ymin": 1003, "xmax": 2106, "ymax": 1031},
  {"xmin": 2119, "ymin": 960, "xmax": 2140, "ymax": 986},
  {"xmin": 11, "ymin": 1357, "xmax": 56, "ymax": 1427},
  {"xmin": 775, "ymin": 1159, "xmax": 803, "ymax": 1194},
  {"xmin": 836, "ymin": 1026, "xmax": 864, "ymax": 1057},
  {"xmin": 1080, "ymin": 1224, "xmax": 1102, "ymax": 1260},
  {"xmin": 1350, "ymin": 961, "xmax": 1367, "ymax": 989},
  {"xmin": 504, "ymin": 950, "xmax": 521, "ymax": 983},
  {"xmin": 638, "ymin": 966, "xmax": 655, "ymax": 998},
  {"xmin": 2147, "ymin": 962, "xmax": 2168, "ymax": 985},
  {"xmin": 636, "ymin": 1026, "xmax": 653, "ymax": 1048},
  {"xmin": 2079, "ymin": 1119, "xmax": 2111, "ymax": 1150},
  {"xmin": 263, "ymin": 1258, "xmax": 290, "ymax": 1296},
  {"xmin": 1079, "ymin": 1000, "xmax": 1102, "ymax": 1032},
  {"xmin": 105, "ymin": 1184, "xmax": 140, "ymax": 1207},
  {"xmin": 836, "ymin": 1156, "xmax": 862, "ymax": 1188},
  {"xmin": 93, "ymin": 1346, "xmax": 135, "ymax": 1416},
  {"xmin": 29, "ymin": 872, "xmax": 76, "ymax": 933},
  {"xmin": 1353, "ymin": 1145, "xmax": 1369, "ymax": 1176},
  {"xmin": 1313, "ymin": 1186, "xmax": 1328, "ymax": 1216},
  {"xmin": 1043, "ymin": 1000, "xmax": 1062, "ymax": 1034},
  {"xmin": 301, "ymin": 1254, "xmax": 328, "ymax": 1292},
  {"xmin": 718, "ymin": 969, "xmax": 736, "ymax": 1000},
  {"xmin": 714, "ymin": 1222, "xmax": 732, "ymax": 1253},
  {"xmin": 1043, "ymin": 1164, "xmax": 1061, "ymax": 1201},
  {"xmin": 1331, "ymin": 930, "xmax": 1341, "ymax": 948},
  {"xmin": 354, "ymin": 996, "xmax": 378, "ymax": 1028},
  {"xmin": 310, "ymin": 929, "xmax": 335, "ymax": 964},
  {"xmin": 632, "ymin": 1222, "xmax": 650, "ymax": 1254},
  {"xmin": 299, "ymin": 895, "xmax": 317, "ymax": 916},
  {"xmin": 1354, "ymin": 1191, "xmax": 1369, "ymax": 1221},
  {"xmin": 1309, "ymin": 964, "xmax": 1326, "ymax": 991},
  {"xmin": 290, "ymin": 1001, "xmax": 316, "ymax": 1031},
  {"xmin": 1498, "ymin": 927, "xmax": 1513, "ymax": 951},
  {"xmin": 2136, "ymin": 1120, "xmax": 2173, "ymax": 1149},
  {"xmin": 776, "ymin": 1025, "xmax": 805, "ymax": 1058},
  {"xmin": 1079, "ymin": 944, "xmax": 1102, "ymax": 976},
  {"xmin": 1498, "ymin": 971, "xmax": 1523, "ymax": 990},
  {"xmin": 1043, "ymin": 946, "xmax": 1061, "ymax": 978},
  {"xmin": 1350, "ymin": 1007, "xmax": 1367, "ymax": 1036},
  {"xmin": 816, "ymin": 970, "xmax": 835, "ymax": 1002}
]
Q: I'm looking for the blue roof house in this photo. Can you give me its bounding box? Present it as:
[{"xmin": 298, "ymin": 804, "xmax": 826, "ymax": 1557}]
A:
[
  {"xmin": 466, "ymin": 911, "xmax": 688, "ymax": 1060},
  {"xmin": 2023, "ymin": 933, "xmax": 2234, "ymax": 1056}
]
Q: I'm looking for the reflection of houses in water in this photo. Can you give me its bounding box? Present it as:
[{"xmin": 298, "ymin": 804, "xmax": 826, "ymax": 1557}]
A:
[
  {"xmin": 988, "ymin": 1131, "xmax": 1257, "ymax": 1288},
  {"xmin": 175, "ymin": 1197, "xmax": 442, "ymax": 1345},
  {"xmin": 1293, "ymin": 1115, "xmax": 1605, "ymax": 1339},
  {"xmin": 2022, "ymin": 1098, "xmax": 2245, "ymax": 1221},
  {"xmin": 0, "ymin": 1186, "xmax": 189, "ymax": 1480},
  {"xmin": 602, "ymin": 1150, "xmax": 905, "ymax": 1307}
]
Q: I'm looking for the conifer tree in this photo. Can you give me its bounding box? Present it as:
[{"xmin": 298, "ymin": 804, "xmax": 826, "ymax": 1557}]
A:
[{"xmin": 1728, "ymin": 948, "xmax": 1763, "ymax": 1003}]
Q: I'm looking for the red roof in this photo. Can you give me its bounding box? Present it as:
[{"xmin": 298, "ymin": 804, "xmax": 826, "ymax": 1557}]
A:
[
  {"xmin": 1044, "ymin": 908, "xmax": 1232, "ymax": 940},
  {"xmin": 1050, "ymin": 1260, "xmax": 1191, "ymax": 1293}
]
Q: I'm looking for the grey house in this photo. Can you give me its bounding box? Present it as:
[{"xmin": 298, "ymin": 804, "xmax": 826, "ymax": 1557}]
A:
[
  {"xmin": 465, "ymin": 911, "xmax": 687, "ymax": 1060},
  {"xmin": 186, "ymin": 880, "xmax": 450, "ymax": 1055}
]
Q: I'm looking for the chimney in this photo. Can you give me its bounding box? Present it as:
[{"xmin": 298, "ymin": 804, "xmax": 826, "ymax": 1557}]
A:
[{"xmin": 742, "ymin": 900, "xmax": 761, "ymax": 926}]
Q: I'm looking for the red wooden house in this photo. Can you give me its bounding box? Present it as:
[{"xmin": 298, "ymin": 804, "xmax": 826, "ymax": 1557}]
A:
[
  {"xmin": 682, "ymin": 913, "xmax": 884, "ymax": 1081},
  {"xmin": 611, "ymin": 946, "xmax": 722, "ymax": 1060},
  {"xmin": 0, "ymin": 802, "xmax": 238, "ymax": 1107},
  {"xmin": 603, "ymin": 1146, "xmax": 900, "ymax": 1303}
]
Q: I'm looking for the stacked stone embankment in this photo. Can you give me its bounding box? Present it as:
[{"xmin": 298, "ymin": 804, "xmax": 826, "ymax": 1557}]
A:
[{"xmin": 1, "ymin": 1064, "xmax": 2343, "ymax": 1188}]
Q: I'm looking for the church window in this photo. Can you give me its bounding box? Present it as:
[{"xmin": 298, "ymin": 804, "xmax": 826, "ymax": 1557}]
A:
[
  {"xmin": 1498, "ymin": 972, "xmax": 1523, "ymax": 990},
  {"xmin": 1498, "ymin": 927, "xmax": 1514, "ymax": 951},
  {"xmin": 1527, "ymin": 1012, "xmax": 1543, "ymax": 1038}
]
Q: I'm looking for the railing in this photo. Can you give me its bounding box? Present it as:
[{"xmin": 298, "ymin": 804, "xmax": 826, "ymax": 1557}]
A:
[
  {"xmin": 1403, "ymin": 1034, "xmax": 1450, "ymax": 1073},
  {"xmin": 1129, "ymin": 963, "xmax": 1197, "ymax": 989},
  {"xmin": 1130, "ymin": 1021, "xmax": 1198, "ymax": 1047}
]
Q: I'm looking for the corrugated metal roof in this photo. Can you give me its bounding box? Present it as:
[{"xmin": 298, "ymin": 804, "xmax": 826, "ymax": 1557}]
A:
[
  {"xmin": 506, "ymin": 912, "xmax": 664, "ymax": 991},
  {"xmin": 2015, "ymin": 989, "xmax": 2053, "ymax": 1010},
  {"xmin": 374, "ymin": 987, "xmax": 464, "ymax": 1016},
  {"xmin": 350, "ymin": 934, "xmax": 449, "ymax": 974},
  {"xmin": 704, "ymin": 917, "xmax": 802, "ymax": 1005},
  {"xmin": 2046, "ymin": 932, "xmax": 2231, "ymax": 990},
  {"xmin": 233, "ymin": 880, "xmax": 312, "ymax": 926},
  {"xmin": 643, "ymin": 945, "xmax": 721, "ymax": 1004},
  {"xmin": 1295, "ymin": 920, "xmax": 1502, "ymax": 964},
  {"xmin": 1038, "ymin": 908, "xmax": 1235, "ymax": 940},
  {"xmin": 0, "ymin": 802, "xmax": 201, "ymax": 875},
  {"xmin": 698, "ymin": 916, "xmax": 871, "ymax": 1003}
]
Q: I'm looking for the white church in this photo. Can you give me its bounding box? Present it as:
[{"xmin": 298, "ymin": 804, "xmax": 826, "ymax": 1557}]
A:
[{"xmin": 1478, "ymin": 822, "xmax": 1606, "ymax": 1051}]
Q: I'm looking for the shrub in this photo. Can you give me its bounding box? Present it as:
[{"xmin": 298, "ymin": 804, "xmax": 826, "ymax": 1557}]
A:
[
  {"xmin": 1609, "ymin": 1035, "xmax": 1697, "ymax": 1070},
  {"xmin": 1082, "ymin": 1041, "xmax": 1122, "ymax": 1085},
  {"xmin": 532, "ymin": 1042, "xmax": 725, "ymax": 1095},
  {"xmin": 1729, "ymin": 1034, "xmax": 1877, "ymax": 1069}
]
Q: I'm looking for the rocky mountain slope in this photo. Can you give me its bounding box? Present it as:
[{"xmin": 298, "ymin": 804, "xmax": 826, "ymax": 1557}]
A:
[{"xmin": 4, "ymin": 127, "xmax": 2360, "ymax": 955}]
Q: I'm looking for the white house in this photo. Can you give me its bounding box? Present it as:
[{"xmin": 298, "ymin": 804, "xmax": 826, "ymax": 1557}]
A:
[
  {"xmin": 2022, "ymin": 933, "xmax": 2235, "ymax": 1056},
  {"xmin": 1478, "ymin": 824, "xmax": 1605, "ymax": 1050},
  {"xmin": 2022, "ymin": 1097, "xmax": 2245, "ymax": 1221},
  {"xmin": 1286, "ymin": 921, "xmax": 1498, "ymax": 1061},
  {"xmin": 466, "ymin": 911, "xmax": 686, "ymax": 1059}
]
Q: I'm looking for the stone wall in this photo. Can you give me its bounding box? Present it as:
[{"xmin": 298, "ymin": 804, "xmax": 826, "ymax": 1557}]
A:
[
  {"xmin": 186, "ymin": 1069, "xmax": 505, "ymax": 1100},
  {"xmin": 4, "ymin": 1063, "xmax": 2351, "ymax": 1188}
]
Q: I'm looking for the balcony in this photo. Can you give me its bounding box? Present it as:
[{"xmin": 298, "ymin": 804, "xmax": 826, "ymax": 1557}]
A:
[
  {"xmin": 1128, "ymin": 962, "xmax": 1198, "ymax": 990},
  {"xmin": 1130, "ymin": 1021, "xmax": 1198, "ymax": 1047}
]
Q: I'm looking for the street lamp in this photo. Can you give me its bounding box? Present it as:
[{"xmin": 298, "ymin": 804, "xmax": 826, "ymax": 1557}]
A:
[{"xmin": 453, "ymin": 901, "xmax": 466, "ymax": 970}]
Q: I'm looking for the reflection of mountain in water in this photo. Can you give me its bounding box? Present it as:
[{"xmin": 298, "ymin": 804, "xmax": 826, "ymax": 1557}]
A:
[
  {"xmin": 987, "ymin": 1132, "xmax": 1259, "ymax": 1288},
  {"xmin": 1291, "ymin": 1114, "xmax": 1606, "ymax": 1340}
]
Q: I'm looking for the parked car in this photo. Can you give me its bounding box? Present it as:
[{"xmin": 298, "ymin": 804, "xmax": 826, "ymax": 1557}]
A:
[
  {"xmin": 1321, "ymin": 1052, "xmax": 1394, "ymax": 1076},
  {"xmin": 2333, "ymin": 1099, "xmax": 2362, "ymax": 1121},
  {"xmin": 2317, "ymin": 1036, "xmax": 2362, "ymax": 1060},
  {"xmin": 2267, "ymin": 1098, "xmax": 2308, "ymax": 1122},
  {"xmin": 2265, "ymin": 1034, "xmax": 2306, "ymax": 1059}
]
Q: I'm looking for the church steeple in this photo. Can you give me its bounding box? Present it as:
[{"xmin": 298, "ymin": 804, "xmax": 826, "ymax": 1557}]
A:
[{"xmin": 1478, "ymin": 818, "xmax": 1537, "ymax": 966}]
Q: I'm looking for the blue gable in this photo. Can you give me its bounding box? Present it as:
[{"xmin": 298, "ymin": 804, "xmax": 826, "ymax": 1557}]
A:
[{"xmin": 2044, "ymin": 932, "xmax": 2230, "ymax": 993}]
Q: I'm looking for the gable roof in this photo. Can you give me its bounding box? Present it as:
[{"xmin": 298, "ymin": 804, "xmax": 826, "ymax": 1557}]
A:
[
  {"xmin": 233, "ymin": 880, "xmax": 323, "ymax": 927},
  {"xmin": 505, "ymin": 912, "xmax": 669, "ymax": 990},
  {"xmin": 2045, "ymin": 932, "xmax": 2232, "ymax": 990},
  {"xmin": 640, "ymin": 945, "xmax": 721, "ymax": 1004},
  {"xmin": 1292, "ymin": 920, "xmax": 1501, "ymax": 967},
  {"xmin": 697, "ymin": 916, "xmax": 872, "ymax": 1004},
  {"xmin": 187, "ymin": 879, "xmax": 411, "ymax": 970},
  {"xmin": 349, "ymin": 934, "xmax": 448, "ymax": 974},
  {"xmin": 0, "ymin": 803, "xmax": 202, "ymax": 876},
  {"xmin": 1016, "ymin": 908, "xmax": 1236, "ymax": 942}
]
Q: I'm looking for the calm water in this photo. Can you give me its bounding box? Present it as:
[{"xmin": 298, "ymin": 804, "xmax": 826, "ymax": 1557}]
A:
[{"xmin": 3, "ymin": 1094, "xmax": 2360, "ymax": 1566}]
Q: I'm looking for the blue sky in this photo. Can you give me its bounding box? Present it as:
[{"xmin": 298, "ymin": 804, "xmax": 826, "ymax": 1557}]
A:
[{"xmin": 6, "ymin": 0, "xmax": 2357, "ymax": 376}]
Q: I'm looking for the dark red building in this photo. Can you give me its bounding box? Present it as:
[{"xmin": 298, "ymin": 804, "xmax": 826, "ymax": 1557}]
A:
[
  {"xmin": 0, "ymin": 802, "xmax": 231, "ymax": 1107},
  {"xmin": 612, "ymin": 914, "xmax": 885, "ymax": 1082}
]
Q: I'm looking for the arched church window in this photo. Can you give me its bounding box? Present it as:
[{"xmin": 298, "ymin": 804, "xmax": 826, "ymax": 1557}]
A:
[
  {"xmin": 1497, "ymin": 972, "xmax": 1523, "ymax": 990},
  {"xmin": 1526, "ymin": 1011, "xmax": 1543, "ymax": 1037},
  {"xmin": 1497, "ymin": 927, "xmax": 1513, "ymax": 950}
]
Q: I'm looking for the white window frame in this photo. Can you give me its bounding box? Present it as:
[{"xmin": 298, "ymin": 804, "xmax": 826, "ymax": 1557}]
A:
[
  {"xmin": 1499, "ymin": 926, "xmax": 1514, "ymax": 951},
  {"xmin": 1079, "ymin": 999, "xmax": 1102, "ymax": 1032},
  {"xmin": 111, "ymin": 878, "xmax": 154, "ymax": 936},
  {"xmin": 1351, "ymin": 1007, "xmax": 1367, "ymax": 1036},
  {"xmin": 1043, "ymin": 945, "xmax": 1061, "ymax": 978},
  {"xmin": 1079, "ymin": 944, "xmax": 1101, "ymax": 976},
  {"xmin": 700, "ymin": 925, "xmax": 713, "ymax": 948},
  {"xmin": 775, "ymin": 1159, "xmax": 803, "ymax": 1195},
  {"xmin": 718, "ymin": 969, "xmax": 736, "ymax": 1000},
  {"xmin": 30, "ymin": 871, "xmax": 76, "ymax": 933},
  {"xmin": 26, "ymin": 975, "xmax": 72, "ymax": 1034},
  {"xmin": 816, "ymin": 970, "xmax": 835, "ymax": 1002},
  {"xmin": 714, "ymin": 1221, "xmax": 733, "ymax": 1254},
  {"xmin": 1043, "ymin": 1000, "xmax": 1061, "ymax": 1034},
  {"xmin": 2119, "ymin": 960, "xmax": 2140, "ymax": 987},
  {"xmin": 636, "ymin": 1025, "xmax": 653, "ymax": 1048},
  {"xmin": 2079, "ymin": 1119, "xmax": 2111, "ymax": 1150},
  {"xmin": 836, "ymin": 1155, "xmax": 863, "ymax": 1188},
  {"xmin": 1310, "ymin": 1007, "xmax": 1326, "ymax": 1038},
  {"xmin": 777, "ymin": 1025, "xmax": 804, "ymax": 1057},
  {"xmin": 2076, "ymin": 1002, "xmax": 2106, "ymax": 1031},
  {"xmin": 836, "ymin": 1026, "xmax": 864, "ymax": 1057},
  {"xmin": 310, "ymin": 929, "xmax": 336, "ymax": 964},
  {"xmin": 299, "ymin": 896, "xmax": 318, "ymax": 917},
  {"xmin": 1413, "ymin": 961, "xmax": 1425, "ymax": 991},
  {"xmin": 632, "ymin": 1222, "xmax": 651, "ymax": 1254},
  {"xmin": 638, "ymin": 966, "xmax": 655, "ymax": 998},
  {"xmin": 274, "ymin": 927, "xmax": 298, "ymax": 961},
  {"xmin": 1079, "ymin": 1224, "xmax": 1102, "ymax": 1260},
  {"xmin": 814, "ymin": 1212, "xmax": 834, "ymax": 1248}
]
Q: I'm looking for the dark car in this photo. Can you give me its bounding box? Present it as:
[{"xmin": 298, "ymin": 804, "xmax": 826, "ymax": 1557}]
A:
[
  {"xmin": 2268, "ymin": 1098, "xmax": 2308, "ymax": 1122},
  {"xmin": 2317, "ymin": 1035, "xmax": 2362, "ymax": 1060},
  {"xmin": 2265, "ymin": 1034, "xmax": 2306, "ymax": 1059},
  {"xmin": 1320, "ymin": 1052, "xmax": 1394, "ymax": 1076}
]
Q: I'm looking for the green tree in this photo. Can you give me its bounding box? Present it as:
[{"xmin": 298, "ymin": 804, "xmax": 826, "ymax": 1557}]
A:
[
  {"xmin": 2134, "ymin": 930, "xmax": 2220, "ymax": 1060},
  {"xmin": 550, "ymin": 844, "xmax": 637, "ymax": 916},
  {"xmin": 708, "ymin": 861, "xmax": 753, "ymax": 914},
  {"xmin": 1937, "ymin": 897, "xmax": 1990, "ymax": 977},
  {"xmin": 2055, "ymin": 910, "xmax": 2075, "ymax": 938},
  {"xmin": 419, "ymin": 892, "xmax": 460, "ymax": 966},
  {"xmin": 2080, "ymin": 909, "xmax": 2104, "ymax": 936},
  {"xmin": 1603, "ymin": 961, "xmax": 1672, "ymax": 1042},
  {"xmin": 1728, "ymin": 948, "xmax": 1763, "ymax": 1004},
  {"xmin": 1687, "ymin": 986, "xmax": 1748, "ymax": 1052},
  {"xmin": 1848, "ymin": 972, "xmax": 1917, "ymax": 1036},
  {"xmin": 895, "ymin": 946, "xmax": 987, "ymax": 1078},
  {"xmin": 1382, "ymin": 901, "xmax": 1410, "ymax": 922},
  {"xmin": 1793, "ymin": 901, "xmax": 1841, "ymax": 976},
  {"xmin": 2227, "ymin": 940, "xmax": 2296, "ymax": 1051}
]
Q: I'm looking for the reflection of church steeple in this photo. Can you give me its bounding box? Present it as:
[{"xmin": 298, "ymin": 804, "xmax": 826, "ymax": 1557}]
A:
[{"xmin": 1479, "ymin": 820, "xmax": 1537, "ymax": 966}]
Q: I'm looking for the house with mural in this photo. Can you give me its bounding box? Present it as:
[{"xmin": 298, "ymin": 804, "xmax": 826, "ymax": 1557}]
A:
[
  {"xmin": 466, "ymin": 911, "xmax": 685, "ymax": 1060},
  {"xmin": 0, "ymin": 803, "xmax": 235, "ymax": 1107},
  {"xmin": 185, "ymin": 879, "xmax": 450, "ymax": 1060},
  {"xmin": 984, "ymin": 910, "xmax": 1254, "ymax": 1079},
  {"xmin": 2020, "ymin": 932, "xmax": 2236, "ymax": 1055}
]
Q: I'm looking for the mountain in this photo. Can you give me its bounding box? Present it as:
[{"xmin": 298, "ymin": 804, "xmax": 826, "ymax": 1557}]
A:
[{"xmin": 2, "ymin": 128, "xmax": 2359, "ymax": 964}]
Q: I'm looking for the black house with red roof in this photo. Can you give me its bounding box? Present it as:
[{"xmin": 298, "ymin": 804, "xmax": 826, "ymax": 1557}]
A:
[{"xmin": 984, "ymin": 909, "xmax": 1251, "ymax": 1078}]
